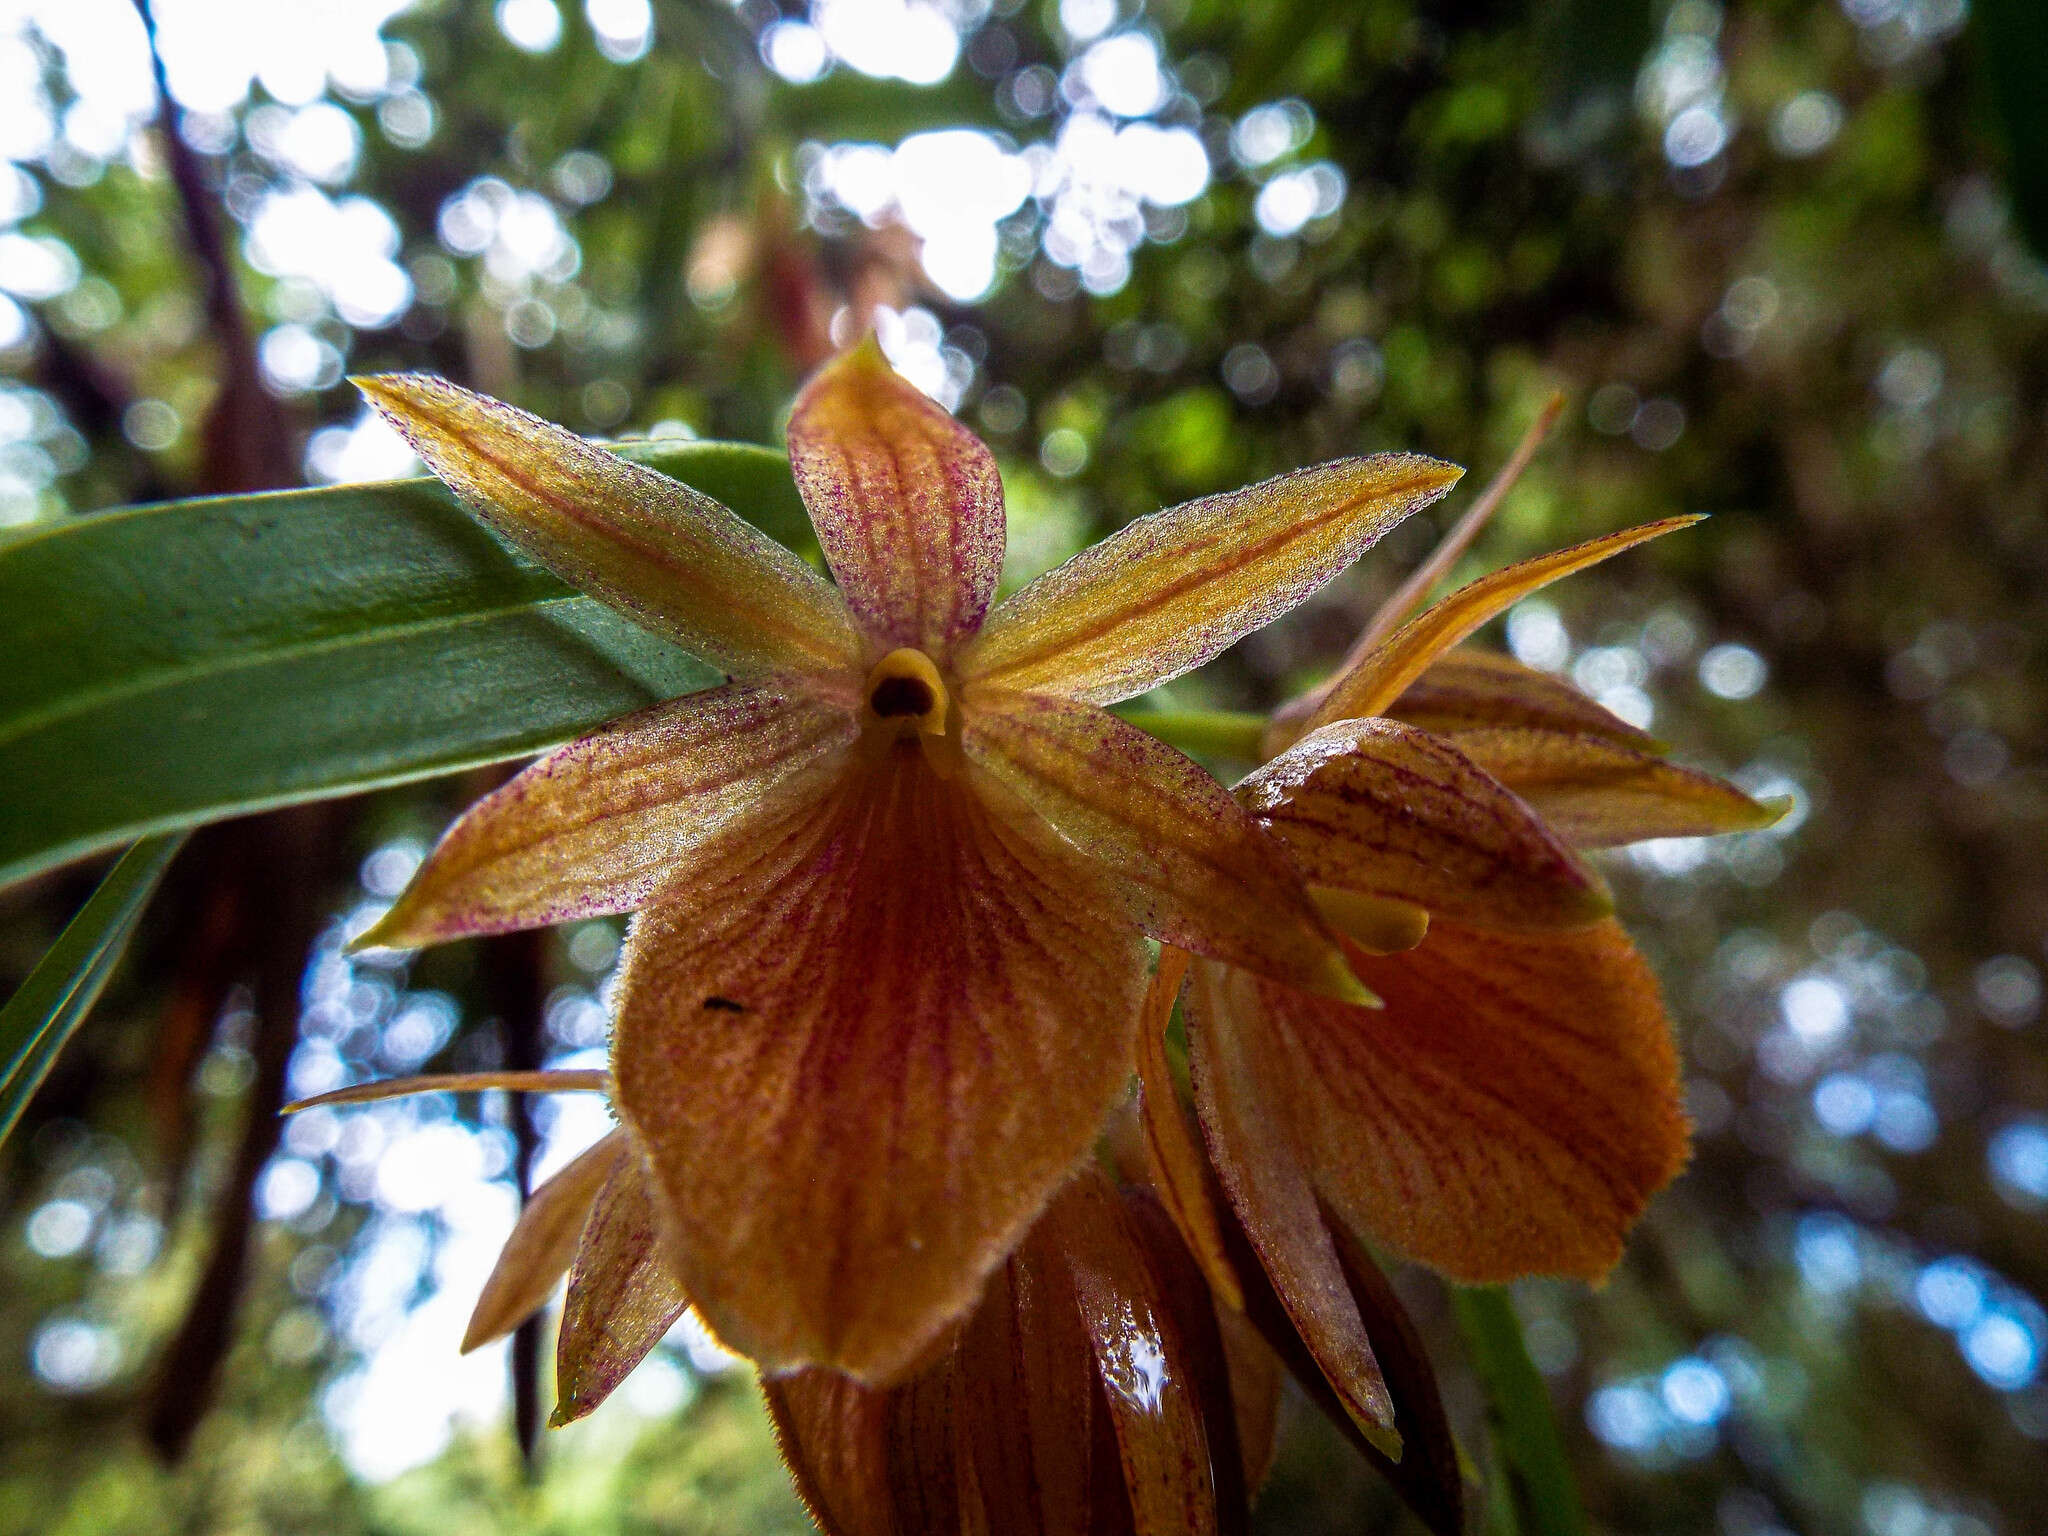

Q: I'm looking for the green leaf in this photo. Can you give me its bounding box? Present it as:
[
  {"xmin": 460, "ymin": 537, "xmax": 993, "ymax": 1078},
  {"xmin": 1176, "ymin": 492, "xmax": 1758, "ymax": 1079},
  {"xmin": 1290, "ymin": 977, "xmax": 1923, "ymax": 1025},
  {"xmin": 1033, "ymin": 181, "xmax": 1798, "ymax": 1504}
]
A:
[
  {"xmin": 0, "ymin": 442, "xmax": 809, "ymax": 891},
  {"xmin": 1452, "ymin": 1286, "xmax": 1589, "ymax": 1536},
  {"xmin": 0, "ymin": 834, "xmax": 186, "ymax": 1150}
]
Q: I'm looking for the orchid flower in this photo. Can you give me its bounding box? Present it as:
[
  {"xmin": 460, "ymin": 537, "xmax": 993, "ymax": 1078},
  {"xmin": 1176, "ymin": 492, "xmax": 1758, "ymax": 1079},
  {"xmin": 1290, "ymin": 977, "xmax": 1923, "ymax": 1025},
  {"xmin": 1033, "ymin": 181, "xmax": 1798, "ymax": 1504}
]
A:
[
  {"xmin": 1134, "ymin": 406, "xmax": 1790, "ymax": 1455},
  {"xmin": 347, "ymin": 341, "xmax": 1460, "ymax": 1383}
]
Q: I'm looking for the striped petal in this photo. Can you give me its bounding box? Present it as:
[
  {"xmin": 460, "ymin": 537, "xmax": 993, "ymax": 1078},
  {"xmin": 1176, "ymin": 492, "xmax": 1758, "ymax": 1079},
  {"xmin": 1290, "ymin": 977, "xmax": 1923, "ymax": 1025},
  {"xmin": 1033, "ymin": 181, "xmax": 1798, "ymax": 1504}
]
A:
[
  {"xmin": 355, "ymin": 683, "xmax": 858, "ymax": 950},
  {"xmin": 610, "ymin": 744, "xmax": 1147, "ymax": 1382},
  {"xmin": 462, "ymin": 1129, "xmax": 625, "ymax": 1352},
  {"xmin": 958, "ymin": 455, "xmax": 1463, "ymax": 705},
  {"xmin": 963, "ymin": 688, "xmax": 1367, "ymax": 1002},
  {"xmin": 1183, "ymin": 958, "xmax": 1399, "ymax": 1454},
  {"xmin": 1213, "ymin": 920, "xmax": 1689, "ymax": 1283},
  {"xmin": 1449, "ymin": 727, "xmax": 1787, "ymax": 848},
  {"xmin": 786, "ymin": 338, "xmax": 1005, "ymax": 657},
  {"xmin": 357, "ymin": 373, "xmax": 862, "ymax": 679},
  {"xmin": 552, "ymin": 1150, "xmax": 691, "ymax": 1425},
  {"xmin": 767, "ymin": 1364, "xmax": 961, "ymax": 1536},
  {"xmin": 1047, "ymin": 1172, "xmax": 1221, "ymax": 1536},
  {"xmin": 1239, "ymin": 718, "xmax": 1611, "ymax": 932},
  {"xmin": 1121, "ymin": 1189, "xmax": 1262, "ymax": 1527},
  {"xmin": 765, "ymin": 1169, "xmax": 1231, "ymax": 1536},
  {"xmin": 1385, "ymin": 647, "xmax": 1659, "ymax": 749},
  {"xmin": 1296, "ymin": 517, "xmax": 1700, "ymax": 739},
  {"xmin": 1134, "ymin": 948, "xmax": 1245, "ymax": 1311}
]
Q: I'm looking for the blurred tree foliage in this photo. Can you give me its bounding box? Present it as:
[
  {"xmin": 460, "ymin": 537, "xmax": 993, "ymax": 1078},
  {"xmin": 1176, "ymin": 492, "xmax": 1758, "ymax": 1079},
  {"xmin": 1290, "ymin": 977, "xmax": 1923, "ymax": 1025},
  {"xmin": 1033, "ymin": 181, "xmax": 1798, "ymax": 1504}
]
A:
[{"xmin": 2, "ymin": 0, "xmax": 2045, "ymax": 1533}]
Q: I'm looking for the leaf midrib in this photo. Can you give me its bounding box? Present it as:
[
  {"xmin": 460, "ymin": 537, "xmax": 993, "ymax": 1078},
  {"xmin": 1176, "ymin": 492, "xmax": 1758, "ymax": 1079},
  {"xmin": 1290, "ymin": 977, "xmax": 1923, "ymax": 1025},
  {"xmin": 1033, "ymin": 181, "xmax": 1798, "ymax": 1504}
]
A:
[{"xmin": 0, "ymin": 590, "xmax": 638, "ymax": 752}]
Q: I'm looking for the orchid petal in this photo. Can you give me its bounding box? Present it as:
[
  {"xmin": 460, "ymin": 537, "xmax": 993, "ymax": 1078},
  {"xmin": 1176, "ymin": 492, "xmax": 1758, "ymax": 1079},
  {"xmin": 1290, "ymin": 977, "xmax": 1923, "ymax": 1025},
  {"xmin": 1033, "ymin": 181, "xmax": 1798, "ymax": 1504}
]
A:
[
  {"xmin": 610, "ymin": 746, "xmax": 1147, "ymax": 1382},
  {"xmin": 1298, "ymin": 517, "xmax": 1701, "ymax": 738},
  {"xmin": 1309, "ymin": 888, "xmax": 1431, "ymax": 955},
  {"xmin": 1448, "ymin": 727, "xmax": 1787, "ymax": 847},
  {"xmin": 356, "ymin": 373, "xmax": 862, "ymax": 679},
  {"xmin": 354, "ymin": 683, "xmax": 857, "ymax": 950},
  {"xmin": 1047, "ymin": 1172, "xmax": 1220, "ymax": 1536},
  {"xmin": 1267, "ymin": 397, "xmax": 1565, "ymax": 746},
  {"xmin": 551, "ymin": 1151, "xmax": 691, "ymax": 1426},
  {"xmin": 1123, "ymin": 1189, "xmax": 1257, "ymax": 1533},
  {"xmin": 283, "ymin": 1069, "xmax": 606, "ymax": 1113},
  {"xmin": 786, "ymin": 338, "xmax": 1005, "ymax": 656},
  {"xmin": 1346, "ymin": 395, "xmax": 1566, "ymax": 656},
  {"xmin": 1253, "ymin": 919, "xmax": 1689, "ymax": 1282},
  {"xmin": 952, "ymin": 1236, "xmax": 1098, "ymax": 1536},
  {"xmin": 1385, "ymin": 647, "xmax": 1660, "ymax": 750},
  {"xmin": 1325, "ymin": 1223, "xmax": 1466, "ymax": 1536},
  {"xmin": 1207, "ymin": 1168, "xmax": 1462, "ymax": 1535},
  {"xmin": 1184, "ymin": 960, "xmax": 1399, "ymax": 1453},
  {"xmin": 959, "ymin": 456, "xmax": 1463, "ymax": 705},
  {"xmin": 963, "ymin": 688, "xmax": 1368, "ymax": 1002},
  {"xmin": 766, "ymin": 1366, "xmax": 961, "ymax": 1536},
  {"xmin": 1241, "ymin": 719, "xmax": 1612, "ymax": 932},
  {"xmin": 766, "ymin": 1170, "xmax": 1227, "ymax": 1535},
  {"xmin": 1134, "ymin": 948, "xmax": 1245, "ymax": 1312},
  {"xmin": 462, "ymin": 1129, "xmax": 624, "ymax": 1352}
]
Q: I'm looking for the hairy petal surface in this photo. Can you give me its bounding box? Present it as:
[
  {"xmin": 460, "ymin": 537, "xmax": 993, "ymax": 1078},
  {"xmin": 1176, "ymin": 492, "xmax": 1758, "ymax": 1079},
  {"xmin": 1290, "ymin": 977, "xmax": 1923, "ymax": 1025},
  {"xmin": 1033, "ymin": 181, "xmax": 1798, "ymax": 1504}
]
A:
[
  {"xmin": 462, "ymin": 1129, "xmax": 624, "ymax": 1352},
  {"xmin": 1232, "ymin": 920, "xmax": 1689, "ymax": 1283},
  {"xmin": 357, "ymin": 373, "xmax": 862, "ymax": 678},
  {"xmin": 552, "ymin": 1151, "xmax": 691, "ymax": 1426},
  {"xmin": 766, "ymin": 1365, "xmax": 961, "ymax": 1536},
  {"xmin": 959, "ymin": 456, "xmax": 1463, "ymax": 705},
  {"xmin": 964, "ymin": 688, "xmax": 1365, "ymax": 1001},
  {"xmin": 1300, "ymin": 517, "xmax": 1700, "ymax": 736},
  {"xmin": 1183, "ymin": 960, "xmax": 1399, "ymax": 1453},
  {"xmin": 1448, "ymin": 727, "xmax": 1785, "ymax": 848},
  {"xmin": 786, "ymin": 339, "xmax": 1005, "ymax": 656},
  {"xmin": 1385, "ymin": 647, "xmax": 1659, "ymax": 749},
  {"xmin": 611, "ymin": 746, "xmax": 1147, "ymax": 1382},
  {"xmin": 356, "ymin": 684, "xmax": 858, "ymax": 950},
  {"xmin": 1241, "ymin": 719, "xmax": 1611, "ymax": 932}
]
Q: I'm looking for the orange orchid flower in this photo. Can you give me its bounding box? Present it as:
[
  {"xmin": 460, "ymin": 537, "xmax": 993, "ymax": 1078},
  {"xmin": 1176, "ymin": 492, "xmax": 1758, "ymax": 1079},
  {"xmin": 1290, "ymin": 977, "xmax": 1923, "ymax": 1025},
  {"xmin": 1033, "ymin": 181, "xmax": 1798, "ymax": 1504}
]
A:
[
  {"xmin": 1134, "ymin": 406, "xmax": 1791, "ymax": 1456},
  {"xmin": 348, "ymin": 340, "xmax": 1462, "ymax": 1384}
]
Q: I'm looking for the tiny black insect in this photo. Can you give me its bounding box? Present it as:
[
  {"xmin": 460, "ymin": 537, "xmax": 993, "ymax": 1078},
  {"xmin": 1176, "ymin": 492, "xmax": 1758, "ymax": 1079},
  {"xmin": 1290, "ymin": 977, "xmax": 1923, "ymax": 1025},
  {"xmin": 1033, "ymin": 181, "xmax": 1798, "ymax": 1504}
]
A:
[{"xmin": 701, "ymin": 995, "xmax": 747, "ymax": 1013}]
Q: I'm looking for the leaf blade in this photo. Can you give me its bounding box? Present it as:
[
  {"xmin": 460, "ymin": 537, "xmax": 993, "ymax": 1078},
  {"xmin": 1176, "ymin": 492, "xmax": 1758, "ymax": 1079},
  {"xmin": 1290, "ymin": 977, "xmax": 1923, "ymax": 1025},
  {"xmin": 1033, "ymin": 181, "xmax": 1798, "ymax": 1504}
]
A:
[
  {"xmin": 0, "ymin": 441, "xmax": 804, "ymax": 890},
  {"xmin": 1453, "ymin": 1286, "xmax": 1589, "ymax": 1536},
  {"xmin": 0, "ymin": 834, "xmax": 186, "ymax": 1149}
]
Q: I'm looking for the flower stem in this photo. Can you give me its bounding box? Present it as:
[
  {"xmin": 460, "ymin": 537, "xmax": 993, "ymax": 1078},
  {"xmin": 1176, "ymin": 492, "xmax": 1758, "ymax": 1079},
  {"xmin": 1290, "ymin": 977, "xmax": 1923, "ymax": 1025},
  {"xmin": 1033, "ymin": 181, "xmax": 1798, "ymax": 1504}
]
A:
[
  {"xmin": 1114, "ymin": 707, "xmax": 1269, "ymax": 762},
  {"xmin": 1452, "ymin": 1285, "xmax": 1589, "ymax": 1536}
]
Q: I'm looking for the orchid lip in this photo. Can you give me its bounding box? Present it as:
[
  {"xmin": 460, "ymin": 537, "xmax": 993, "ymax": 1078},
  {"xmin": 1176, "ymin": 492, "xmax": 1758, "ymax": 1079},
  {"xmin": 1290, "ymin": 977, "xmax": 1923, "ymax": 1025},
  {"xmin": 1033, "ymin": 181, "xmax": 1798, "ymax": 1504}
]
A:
[{"xmin": 862, "ymin": 647, "xmax": 950, "ymax": 737}]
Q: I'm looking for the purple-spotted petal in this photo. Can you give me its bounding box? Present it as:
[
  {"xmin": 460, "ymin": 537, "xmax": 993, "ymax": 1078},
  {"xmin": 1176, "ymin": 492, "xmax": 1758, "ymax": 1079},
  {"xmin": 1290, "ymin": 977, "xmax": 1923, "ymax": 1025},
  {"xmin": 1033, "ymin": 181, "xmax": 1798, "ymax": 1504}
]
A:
[
  {"xmin": 786, "ymin": 339, "xmax": 1005, "ymax": 657},
  {"xmin": 357, "ymin": 373, "xmax": 862, "ymax": 679},
  {"xmin": 356, "ymin": 683, "xmax": 858, "ymax": 950}
]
